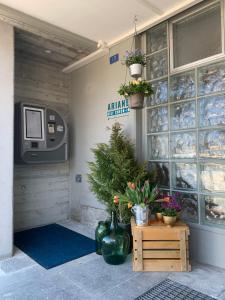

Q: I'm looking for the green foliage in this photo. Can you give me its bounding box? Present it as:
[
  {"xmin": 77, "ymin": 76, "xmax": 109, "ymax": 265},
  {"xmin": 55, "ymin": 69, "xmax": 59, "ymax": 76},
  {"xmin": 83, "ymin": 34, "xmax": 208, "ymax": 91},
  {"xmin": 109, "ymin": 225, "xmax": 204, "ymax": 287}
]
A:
[
  {"xmin": 118, "ymin": 80, "xmax": 153, "ymax": 97},
  {"xmin": 119, "ymin": 181, "xmax": 157, "ymax": 207},
  {"xmin": 125, "ymin": 49, "xmax": 146, "ymax": 67},
  {"xmin": 87, "ymin": 123, "xmax": 149, "ymax": 224},
  {"xmin": 162, "ymin": 208, "xmax": 177, "ymax": 217}
]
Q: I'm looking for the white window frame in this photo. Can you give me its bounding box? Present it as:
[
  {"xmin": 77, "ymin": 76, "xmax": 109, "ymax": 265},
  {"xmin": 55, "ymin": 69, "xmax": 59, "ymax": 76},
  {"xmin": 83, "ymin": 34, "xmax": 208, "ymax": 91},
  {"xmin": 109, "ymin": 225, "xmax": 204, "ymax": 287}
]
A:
[{"xmin": 169, "ymin": 0, "xmax": 225, "ymax": 74}]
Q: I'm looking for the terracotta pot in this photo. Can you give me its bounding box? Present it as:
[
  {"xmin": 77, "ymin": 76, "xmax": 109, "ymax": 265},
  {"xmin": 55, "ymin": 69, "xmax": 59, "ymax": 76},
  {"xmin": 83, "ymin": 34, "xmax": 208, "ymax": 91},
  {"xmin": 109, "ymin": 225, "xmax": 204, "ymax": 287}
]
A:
[
  {"xmin": 129, "ymin": 93, "xmax": 144, "ymax": 109},
  {"xmin": 129, "ymin": 63, "xmax": 143, "ymax": 78},
  {"xmin": 163, "ymin": 215, "xmax": 177, "ymax": 227},
  {"xmin": 155, "ymin": 212, "xmax": 163, "ymax": 222}
]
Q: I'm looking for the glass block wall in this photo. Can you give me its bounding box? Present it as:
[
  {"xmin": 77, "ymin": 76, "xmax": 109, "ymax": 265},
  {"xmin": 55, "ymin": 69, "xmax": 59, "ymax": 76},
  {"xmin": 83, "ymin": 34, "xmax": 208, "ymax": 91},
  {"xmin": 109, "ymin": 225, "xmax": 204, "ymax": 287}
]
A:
[{"xmin": 145, "ymin": 22, "xmax": 225, "ymax": 229}]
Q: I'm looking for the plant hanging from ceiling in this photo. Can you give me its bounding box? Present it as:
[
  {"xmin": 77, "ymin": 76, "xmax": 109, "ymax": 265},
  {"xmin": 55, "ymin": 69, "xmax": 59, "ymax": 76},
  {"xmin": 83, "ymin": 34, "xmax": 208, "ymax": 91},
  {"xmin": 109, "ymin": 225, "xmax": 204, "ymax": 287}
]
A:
[
  {"xmin": 118, "ymin": 78, "xmax": 153, "ymax": 109},
  {"xmin": 118, "ymin": 16, "xmax": 154, "ymax": 109},
  {"xmin": 125, "ymin": 49, "xmax": 146, "ymax": 78}
]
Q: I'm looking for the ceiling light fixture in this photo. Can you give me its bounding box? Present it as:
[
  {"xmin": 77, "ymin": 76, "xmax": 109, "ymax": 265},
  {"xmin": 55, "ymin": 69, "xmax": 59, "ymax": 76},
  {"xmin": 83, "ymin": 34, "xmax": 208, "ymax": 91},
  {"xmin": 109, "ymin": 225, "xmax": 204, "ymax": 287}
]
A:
[{"xmin": 44, "ymin": 49, "xmax": 52, "ymax": 54}]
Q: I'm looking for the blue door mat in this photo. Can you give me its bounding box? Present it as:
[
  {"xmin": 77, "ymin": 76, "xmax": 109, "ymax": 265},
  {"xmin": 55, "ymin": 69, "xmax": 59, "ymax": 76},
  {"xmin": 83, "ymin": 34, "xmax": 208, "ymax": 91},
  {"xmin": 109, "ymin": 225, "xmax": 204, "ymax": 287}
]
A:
[
  {"xmin": 14, "ymin": 224, "xmax": 95, "ymax": 269},
  {"xmin": 135, "ymin": 279, "xmax": 216, "ymax": 300}
]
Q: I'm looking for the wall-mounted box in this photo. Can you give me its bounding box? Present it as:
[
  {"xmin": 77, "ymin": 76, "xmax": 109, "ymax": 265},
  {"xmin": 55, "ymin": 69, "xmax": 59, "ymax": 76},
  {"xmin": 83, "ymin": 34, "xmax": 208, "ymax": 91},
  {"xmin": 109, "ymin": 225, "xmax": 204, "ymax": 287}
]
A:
[{"xmin": 14, "ymin": 103, "xmax": 68, "ymax": 164}]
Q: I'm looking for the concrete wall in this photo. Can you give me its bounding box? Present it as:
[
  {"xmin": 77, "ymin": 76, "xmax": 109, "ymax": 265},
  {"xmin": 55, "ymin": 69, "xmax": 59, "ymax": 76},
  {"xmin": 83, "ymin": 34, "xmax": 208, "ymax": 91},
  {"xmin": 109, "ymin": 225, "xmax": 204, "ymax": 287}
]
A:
[
  {"xmin": 14, "ymin": 50, "xmax": 71, "ymax": 230},
  {"xmin": 70, "ymin": 37, "xmax": 136, "ymax": 226},
  {"xmin": 0, "ymin": 21, "xmax": 14, "ymax": 258}
]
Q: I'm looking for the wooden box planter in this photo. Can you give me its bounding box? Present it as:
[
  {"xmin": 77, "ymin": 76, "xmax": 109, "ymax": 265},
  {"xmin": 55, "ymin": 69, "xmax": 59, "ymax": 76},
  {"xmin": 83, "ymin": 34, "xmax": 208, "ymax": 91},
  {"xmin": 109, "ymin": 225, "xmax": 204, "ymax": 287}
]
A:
[{"xmin": 131, "ymin": 218, "xmax": 191, "ymax": 272}]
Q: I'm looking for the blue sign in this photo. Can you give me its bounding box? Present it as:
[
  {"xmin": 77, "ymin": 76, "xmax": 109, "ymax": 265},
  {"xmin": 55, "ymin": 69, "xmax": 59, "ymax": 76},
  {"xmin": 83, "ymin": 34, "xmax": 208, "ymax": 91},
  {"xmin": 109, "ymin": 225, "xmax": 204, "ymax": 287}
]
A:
[
  {"xmin": 109, "ymin": 53, "xmax": 119, "ymax": 64},
  {"xmin": 107, "ymin": 99, "xmax": 130, "ymax": 119}
]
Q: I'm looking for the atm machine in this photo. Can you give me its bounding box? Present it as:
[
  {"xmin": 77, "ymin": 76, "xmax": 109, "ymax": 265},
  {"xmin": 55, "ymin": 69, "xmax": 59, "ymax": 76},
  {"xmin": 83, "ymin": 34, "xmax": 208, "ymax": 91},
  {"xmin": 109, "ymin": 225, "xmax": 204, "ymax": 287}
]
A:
[{"xmin": 14, "ymin": 103, "xmax": 68, "ymax": 164}]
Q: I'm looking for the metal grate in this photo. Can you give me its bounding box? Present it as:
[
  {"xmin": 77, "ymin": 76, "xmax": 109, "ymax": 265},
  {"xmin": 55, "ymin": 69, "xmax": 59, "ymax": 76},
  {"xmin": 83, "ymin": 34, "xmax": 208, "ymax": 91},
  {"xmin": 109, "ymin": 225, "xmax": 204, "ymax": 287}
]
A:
[{"xmin": 135, "ymin": 279, "xmax": 216, "ymax": 300}]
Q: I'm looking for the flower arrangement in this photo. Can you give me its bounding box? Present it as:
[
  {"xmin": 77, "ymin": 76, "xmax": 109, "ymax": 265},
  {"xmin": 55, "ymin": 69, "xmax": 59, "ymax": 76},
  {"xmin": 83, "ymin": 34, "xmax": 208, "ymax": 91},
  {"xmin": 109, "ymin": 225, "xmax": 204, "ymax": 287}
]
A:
[
  {"xmin": 114, "ymin": 181, "xmax": 158, "ymax": 209},
  {"xmin": 118, "ymin": 78, "xmax": 153, "ymax": 97},
  {"xmin": 124, "ymin": 49, "xmax": 146, "ymax": 67},
  {"xmin": 160, "ymin": 193, "xmax": 182, "ymax": 217}
]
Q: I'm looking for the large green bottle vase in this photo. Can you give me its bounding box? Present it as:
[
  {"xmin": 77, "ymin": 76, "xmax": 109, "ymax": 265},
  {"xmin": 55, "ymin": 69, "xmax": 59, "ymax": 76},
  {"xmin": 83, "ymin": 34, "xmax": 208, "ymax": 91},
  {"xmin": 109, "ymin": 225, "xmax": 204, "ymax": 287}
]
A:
[
  {"xmin": 101, "ymin": 211, "xmax": 130, "ymax": 265},
  {"xmin": 95, "ymin": 220, "xmax": 110, "ymax": 255}
]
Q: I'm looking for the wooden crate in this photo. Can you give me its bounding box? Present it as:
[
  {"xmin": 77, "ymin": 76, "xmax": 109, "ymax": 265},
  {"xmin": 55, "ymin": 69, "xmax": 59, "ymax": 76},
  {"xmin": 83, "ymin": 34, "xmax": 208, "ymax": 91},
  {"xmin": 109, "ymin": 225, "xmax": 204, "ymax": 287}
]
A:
[{"xmin": 131, "ymin": 218, "xmax": 191, "ymax": 272}]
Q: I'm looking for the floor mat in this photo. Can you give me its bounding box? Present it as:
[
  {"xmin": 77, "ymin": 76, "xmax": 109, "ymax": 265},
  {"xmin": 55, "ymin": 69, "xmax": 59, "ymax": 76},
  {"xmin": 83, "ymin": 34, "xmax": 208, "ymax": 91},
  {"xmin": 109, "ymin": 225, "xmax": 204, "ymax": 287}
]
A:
[
  {"xmin": 135, "ymin": 279, "xmax": 216, "ymax": 300},
  {"xmin": 14, "ymin": 224, "xmax": 95, "ymax": 269}
]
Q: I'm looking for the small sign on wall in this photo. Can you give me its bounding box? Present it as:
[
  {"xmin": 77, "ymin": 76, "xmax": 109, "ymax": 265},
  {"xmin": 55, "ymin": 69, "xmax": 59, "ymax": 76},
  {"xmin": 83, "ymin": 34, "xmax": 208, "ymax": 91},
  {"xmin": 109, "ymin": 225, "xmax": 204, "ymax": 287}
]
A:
[
  {"xmin": 109, "ymin": 53, "xmax": 119, "ymax": 64},
  {"xmin": 107, "ymin": 99, "xmax": 130, "ymax": 119}
]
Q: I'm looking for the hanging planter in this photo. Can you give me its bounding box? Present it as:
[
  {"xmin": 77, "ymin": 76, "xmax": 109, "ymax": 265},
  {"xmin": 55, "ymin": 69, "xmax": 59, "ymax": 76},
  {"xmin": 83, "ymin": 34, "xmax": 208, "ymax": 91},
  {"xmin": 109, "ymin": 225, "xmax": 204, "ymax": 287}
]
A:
[
  {"xmin": 129, "ymin": 92, "xmax": 144, "ymax": 109},
  {"xmin": 118, "ymin": 79, "xmax": 153, "ymax": 110},
  {"xmin": 129, "ymin": 63, "xmax": 143, "ymax": 78},
  {"xmin": 125, "ymin": 49, "xmax": 146, "ymax": 78}
]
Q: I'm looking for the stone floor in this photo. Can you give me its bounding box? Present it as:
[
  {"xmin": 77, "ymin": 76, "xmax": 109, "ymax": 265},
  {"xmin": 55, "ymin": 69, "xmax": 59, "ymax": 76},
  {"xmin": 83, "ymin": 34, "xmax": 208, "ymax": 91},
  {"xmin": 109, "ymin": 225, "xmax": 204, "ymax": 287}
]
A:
[{"xmin": 0, "ymin": 220, "xmax": 225, "ymax": 300}]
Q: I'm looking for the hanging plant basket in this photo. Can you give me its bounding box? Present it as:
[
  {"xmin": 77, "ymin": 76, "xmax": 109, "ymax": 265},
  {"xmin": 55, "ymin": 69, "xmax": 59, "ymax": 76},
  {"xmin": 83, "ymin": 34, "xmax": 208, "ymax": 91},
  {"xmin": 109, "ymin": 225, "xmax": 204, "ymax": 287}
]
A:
[
  {"xmin": 129, "ymin": 63, "xmax": 143, "ymax": 78},
  {"xmin": 129, "ymin": 93, "xmax": 145, "ymax": 109}
]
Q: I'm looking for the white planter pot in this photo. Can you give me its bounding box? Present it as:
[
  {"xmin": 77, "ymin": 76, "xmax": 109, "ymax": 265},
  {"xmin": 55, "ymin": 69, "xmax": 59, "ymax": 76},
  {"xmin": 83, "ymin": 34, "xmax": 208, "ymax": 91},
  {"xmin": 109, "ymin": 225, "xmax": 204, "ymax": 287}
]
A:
[
  {"xmin": 129, "ymin": 93, "xmax": 144, "ymax": 109},
  {"xmin": 129, "ymin": 63, "xmax": 143, "ymax": 78},
  {"xmin": 131, "ymin": 204, "xmax": 149, "ymax": 226}
]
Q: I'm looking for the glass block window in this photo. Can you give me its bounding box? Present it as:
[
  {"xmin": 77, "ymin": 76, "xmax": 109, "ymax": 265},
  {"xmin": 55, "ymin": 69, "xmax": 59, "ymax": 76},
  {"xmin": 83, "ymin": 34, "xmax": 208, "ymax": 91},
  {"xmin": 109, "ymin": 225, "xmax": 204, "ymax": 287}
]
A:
[
  {"xmin": 171, "ymin": 2, "xmax": 222, "ymax": 70},
  {"xmin": 145, "ymin": 14, "xmax": 225, "ymax": 229}
]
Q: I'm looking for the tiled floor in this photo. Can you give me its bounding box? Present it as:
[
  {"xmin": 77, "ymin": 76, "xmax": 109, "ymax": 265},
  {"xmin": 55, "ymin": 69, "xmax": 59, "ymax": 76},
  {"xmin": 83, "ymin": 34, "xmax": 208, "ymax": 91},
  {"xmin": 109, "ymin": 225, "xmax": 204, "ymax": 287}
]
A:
[{"xmin": 0, "ymin": 220, "xmax": 225, "ymax": 300}]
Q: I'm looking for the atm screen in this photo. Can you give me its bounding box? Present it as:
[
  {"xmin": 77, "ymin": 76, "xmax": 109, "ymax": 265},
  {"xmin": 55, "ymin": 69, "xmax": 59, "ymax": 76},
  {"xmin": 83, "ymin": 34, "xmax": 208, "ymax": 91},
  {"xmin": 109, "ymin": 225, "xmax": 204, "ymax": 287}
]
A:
[{"xmin": 24, "ymin": 107, "xmax": 44, "ymax": 140}]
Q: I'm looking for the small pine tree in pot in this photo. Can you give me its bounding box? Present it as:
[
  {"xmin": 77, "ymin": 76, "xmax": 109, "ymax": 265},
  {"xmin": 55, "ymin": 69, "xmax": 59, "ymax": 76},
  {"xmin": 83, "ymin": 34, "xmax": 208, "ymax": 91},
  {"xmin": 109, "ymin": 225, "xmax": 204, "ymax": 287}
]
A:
[{"xmin": 88, "ymin": 123, "xmax": 148, "ymax": 225}]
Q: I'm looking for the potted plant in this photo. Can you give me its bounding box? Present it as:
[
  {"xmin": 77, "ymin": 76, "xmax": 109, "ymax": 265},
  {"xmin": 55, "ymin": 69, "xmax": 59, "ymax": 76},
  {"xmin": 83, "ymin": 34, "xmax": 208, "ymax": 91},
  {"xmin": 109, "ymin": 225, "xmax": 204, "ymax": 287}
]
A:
[
  {"xmin": 161, "ymin": 194, "xmax": 182, "ymax": 226},
  {"xmin": 118, "ymin": 78, "xmax": 153, "ymax": 109},
  {"xmin": 88, "ymin": 123, "xmax": 149, "ymax": 228},
  {"xmin": 125, "ymin": 49, "xmax": 146, "ymax": 78},
  {"xmin": 162, "ymin": 208, "xmax": 177, "ymax": 227},
  {"xmin": 117, "ymin": 181, "xmax": 158, "ymax": 226}
]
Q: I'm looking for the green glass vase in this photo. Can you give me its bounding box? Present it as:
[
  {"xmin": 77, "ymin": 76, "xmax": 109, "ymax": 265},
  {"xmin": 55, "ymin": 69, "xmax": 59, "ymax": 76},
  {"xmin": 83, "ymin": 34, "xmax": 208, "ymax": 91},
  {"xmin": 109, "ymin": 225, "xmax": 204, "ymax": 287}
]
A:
[
  {"xmin": 101, "ymin": 211, "xmax": 130, "ymax": 265},
  {"xmin": 95, "ymin": 220, "xmax": 110, "ymax": 255}
]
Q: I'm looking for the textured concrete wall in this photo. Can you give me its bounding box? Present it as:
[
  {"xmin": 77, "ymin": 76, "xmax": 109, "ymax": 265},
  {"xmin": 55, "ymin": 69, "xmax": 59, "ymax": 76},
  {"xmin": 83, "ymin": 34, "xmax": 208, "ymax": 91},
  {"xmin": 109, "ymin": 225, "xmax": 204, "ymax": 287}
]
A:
[
  {"xmin": 14, "ymin": 51, "xmax": 71, "ymax": 231},
  {"xmin": 70, "ymin": 38, "xmax": 136, "ymax": 226},
  {"xmin": 0, "ymin": 21, "xmax": 14, "ymax": 258}
]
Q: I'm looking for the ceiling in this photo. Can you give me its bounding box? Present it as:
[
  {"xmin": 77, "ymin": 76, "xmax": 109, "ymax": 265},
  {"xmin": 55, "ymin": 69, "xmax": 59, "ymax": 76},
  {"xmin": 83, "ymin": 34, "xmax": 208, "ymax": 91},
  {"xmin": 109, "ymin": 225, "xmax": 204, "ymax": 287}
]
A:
[
  {"xmin": 15, "ymin": 29, "xmax": 90, "ymax": 67},
  {"xmin": 0, "ymin": 0, "xmax": 202, "ymax": 45}
]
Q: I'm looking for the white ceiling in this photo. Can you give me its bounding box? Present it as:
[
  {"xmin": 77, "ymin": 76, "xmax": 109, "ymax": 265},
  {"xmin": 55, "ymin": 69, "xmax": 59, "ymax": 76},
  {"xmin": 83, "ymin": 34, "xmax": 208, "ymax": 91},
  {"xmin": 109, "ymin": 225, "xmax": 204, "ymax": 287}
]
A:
[{"xmin": 0, "ymin": 0, "xmax": 201, "ymax": 45}]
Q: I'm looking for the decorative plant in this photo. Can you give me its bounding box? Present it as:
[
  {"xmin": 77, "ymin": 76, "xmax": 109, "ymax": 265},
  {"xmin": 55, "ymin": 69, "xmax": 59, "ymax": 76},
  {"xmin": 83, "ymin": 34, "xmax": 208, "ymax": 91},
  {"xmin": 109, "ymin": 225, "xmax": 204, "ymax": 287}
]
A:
[
  {"xmin": 116, "ymin": 181, "xmax": 158, "ymax": 209},
  {"xmin": 162, "ymin": 208, "xmax": 177, "ymax": 217},
  {"xmin": 124, "ymin": 49, "xmax": 146, "ymax": 67},
  {"xmin": 118, "ymin": 78, "xmax": 153, "ymax": 97},
  {"xmin": 88, "ymin": 123, "xmax": 150, "ymax": 224},
  {"xmin": 160, "ymin": 193, "xmax": 182, "ymax": 217}
]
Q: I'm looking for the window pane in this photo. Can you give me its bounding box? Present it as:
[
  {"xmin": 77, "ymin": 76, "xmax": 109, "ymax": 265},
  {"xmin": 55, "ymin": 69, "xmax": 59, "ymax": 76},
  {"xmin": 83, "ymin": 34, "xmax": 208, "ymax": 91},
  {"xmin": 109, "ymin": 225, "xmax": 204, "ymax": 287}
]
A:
[
  {"xmin": 148, "ymin": 161, "xmax": 170, "ymax": 188},
  {"xmin": 202, "ymin": 195, "xmax": 225, "ymax": 227},
  {"xmin": 199, "ymin": 129, "xmax": 225, "ymax": 159},
  {"xmin": 200, "ymin": 163, "xmax": 225, "ymax": 192},
  {"xmin": 148, "ymin": 134, "xmax": 169, "ymax": 159},
  {"xmin": 147, "ymin": 106, "xmax": 168, "ymax": 133},
  {"xmin": 171, "ymin": 132, "xmax": 196, "ymax": 158},
  {"xmin": 146, "ymin": 23, "xmax": 167, "ymax": 54},
  {"xmin": 198, "ymin": 61, "xmax": 225, "ymax": 96},
  {"xmin": 146, "ymin": 50, "xmax": 168, "ymax": 80},
  {"xmin": 172, "ymin": 163, "xmax": 197, "ymax": 190},
  {"xmin": 199, "ymin": 95, "xmax": 225, "ymax": 127},
  {"xmin": 170, "ymin": 71, "xmax": 195, "ymax": 101},
  {"xmin": 147, "ymin": 79, "xmax": 168, "ymax": 107},
  {"xmin": 173, "ymin": 3, "xmax": 222, "ymax": 68},
  {"xmin": 173, "ymin": 192, "xmax": 198, "ymax": 223},
  {"xmin": 171, "ymin": 100, "xmax": 196, "ymax": 130}
]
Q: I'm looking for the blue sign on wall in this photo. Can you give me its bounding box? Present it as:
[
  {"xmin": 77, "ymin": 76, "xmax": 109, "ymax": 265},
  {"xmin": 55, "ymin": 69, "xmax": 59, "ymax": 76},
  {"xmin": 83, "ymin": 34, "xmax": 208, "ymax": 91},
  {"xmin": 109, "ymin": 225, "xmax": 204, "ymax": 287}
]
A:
[
  {"xmin": 107, "ymin": 99, "xmax": 130, "ymax": 119},
  {"xmin": 109, "ymin": 53, "xmax": 119, "ymax": 64}
]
